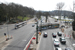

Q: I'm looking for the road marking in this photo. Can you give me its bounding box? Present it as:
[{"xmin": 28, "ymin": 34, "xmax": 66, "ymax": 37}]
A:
[{"xmin": 23, "ymin": 40, "xmax": 26, "ymax": 41}]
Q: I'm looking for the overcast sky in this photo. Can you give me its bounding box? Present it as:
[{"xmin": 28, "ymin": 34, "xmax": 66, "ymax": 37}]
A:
[{"xmin": 0, "ymin": 0, "xmax": 74, "ymax": 11}]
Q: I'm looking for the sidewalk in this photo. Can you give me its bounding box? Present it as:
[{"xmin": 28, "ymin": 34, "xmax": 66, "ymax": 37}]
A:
[
  {"xmin": 64, "ymin": 27, "xmax": 75, "ymax": 49},
  {"xmin": 24, "ymin": 32, "xmax": 41, "ymax": 50}
]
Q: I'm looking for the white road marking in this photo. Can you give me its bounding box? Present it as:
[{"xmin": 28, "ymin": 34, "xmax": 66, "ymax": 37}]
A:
[{"xmin": 23, "ymin": 40, "xmax": 26, "ymax": 41}]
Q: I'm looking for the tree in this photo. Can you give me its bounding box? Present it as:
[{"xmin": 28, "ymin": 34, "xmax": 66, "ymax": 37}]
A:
[
  {"xmin": 0, "ymin": 3, "xmax": 7, "ymax": 22},
  {"xmin": 56, "ymin": 2, "xmax": 65, "ymax": 20},
  {"xmin": 43, "ymin": 12, "xmax": 50, "ymax": 22},
  {"xmin": 36, "ymin": 11, "xmax": 43, "ymax": 19},
  {"xmin": 56, "ymin": 2, "xmax": 65, "ymax": 10}
]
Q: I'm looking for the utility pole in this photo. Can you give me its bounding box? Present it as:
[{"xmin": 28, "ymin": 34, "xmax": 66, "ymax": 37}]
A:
[
  {"xmin": 46, "ymin": 16, "xmax": 47, "ymax": 22},
  {"xmin": 36, "ymin": 21, "xmax": 38, "ymax": 44},
  {"xmin": 6, "ymin": 16, "xmax": 9, "ymax": 39}
]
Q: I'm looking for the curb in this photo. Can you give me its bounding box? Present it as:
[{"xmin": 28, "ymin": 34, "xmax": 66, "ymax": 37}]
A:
[
  {"xmin": 36, "ymin": 32, "xmax": 43, "ymax": 50},
  {"xmin": 24, "ymin": 33, "xmax": 36, "ymax": 50}
]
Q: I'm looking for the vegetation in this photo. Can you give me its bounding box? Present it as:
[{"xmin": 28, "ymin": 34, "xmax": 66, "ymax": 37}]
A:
[
  {"xmin": 17, "ymin": 16, "xmax": 30, "ymax": 21},
  {"xmin": 0, "ymin": 2, "xmax": 74, "ymax": 24},
  {"xmin": 0, "ymin": 2, "xmax": 35, "ymax": 24}
]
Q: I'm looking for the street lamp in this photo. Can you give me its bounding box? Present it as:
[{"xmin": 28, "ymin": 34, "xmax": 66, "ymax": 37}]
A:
[
  {"xmin": 6, "ymin": 16, "xmax": 9, "ymax": 40},
  {"xmin": 35, "ymin": 19, "xmax": 38, "ymax": 44},
  {"xmin": 36, "ymin": 21, "xmax": 38, "ymax": 44}
]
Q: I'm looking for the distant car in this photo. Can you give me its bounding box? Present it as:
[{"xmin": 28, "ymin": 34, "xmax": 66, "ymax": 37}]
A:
[
  {"xmin": 34, "ymin": 22, "xmax": 37, "ymax": 24},
  {"xmin": 43, "ymin": 32, "xmax": 48, "ymax": 37},
  {"xmin": 65, "ymin": 48, "xmax": 71, "ymax": 50},
  {"xmin": 52, "ymin": 33, "xmax": 57, "ymax": 38},
  {"xmin": 61, "ymin": 25, "xmax": 65, "ymax": 28},
  {"xmin": 32, "ymin": 24, "xmax": 35, "ymax": 27},
  {"xmin": 42, "ymin": 27, "xmax": 47, "ymax": 30},
  {"xmin": 55, "ymin": 20, "xmax": 57, "ymax": 22},
  {"xmin": 60, "ymin": 37, "xmax": 66, "ymax": 44},
  {"xmin": 54, "ymin": 39, "xmax": 60, "ymax": 47},
  {"xmin": 57, "ymin": 32, "xmax": 62, "ymax": 36},
  {"xmin": 55, "ymin": 47, "xmax": 62, "ymax": 50},
  {"xmin": 65, "ymin": 26, "xmax": 68, "ymax": 28}
]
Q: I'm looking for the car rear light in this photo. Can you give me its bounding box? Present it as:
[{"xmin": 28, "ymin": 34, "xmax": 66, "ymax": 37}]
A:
[{"xmin": 54, "ymin": 43, "xmax": 56, "ymax": 45}]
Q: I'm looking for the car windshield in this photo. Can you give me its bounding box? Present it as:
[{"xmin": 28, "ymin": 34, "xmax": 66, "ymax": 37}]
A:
[
  {"xmin": 59, "ymin": 32, "xmax": 62, "ymax": 34},
  {"xmin": 54, "ymin": 41, "xmax": 59, "ymax": 43},
  {"xmin": 53, "ymin": 33, "xmax": 56, "ymax": 35}
]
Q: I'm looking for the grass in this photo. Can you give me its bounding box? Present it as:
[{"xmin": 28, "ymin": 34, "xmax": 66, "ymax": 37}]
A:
[
  {"xmin": 17, "ymin": 16, "xmax": 30, "ymax": 21},
  {"xmin": 23, "ymin": 17, "xmax": 30, "ymax": 21}
]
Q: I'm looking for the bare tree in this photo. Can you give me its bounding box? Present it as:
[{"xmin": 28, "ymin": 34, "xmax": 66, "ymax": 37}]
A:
[
  {"xmin": 56, "ymin": 2, "xmax": 65, "ymax": 22},
  {"xmin": 56, "ymin": 2, "xmax": 65, "ymax": 10}
]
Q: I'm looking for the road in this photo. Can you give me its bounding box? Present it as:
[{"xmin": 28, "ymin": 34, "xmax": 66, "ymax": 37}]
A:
[
  {"xmin": 0, "ymin": 18, "xmax": 35, "ymax": 39},
  {"xmin": 0, "ymin": 24, "xmax": 15, "ymax": 39},
  {"xmin": 38, "ymin": 17, "xmax": 74, "ymax": 50},
  {"xmin": 3, "ymin": 23, "xmax": 36, "ymax": 50},
  {"xmin": 38, "ymin": 29, "xmax": 60, "ymax": 50}
]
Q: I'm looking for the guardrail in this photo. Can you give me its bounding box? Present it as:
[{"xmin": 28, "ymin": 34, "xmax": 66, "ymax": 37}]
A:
[{"xmin": 15, "ymin": 21, "xmax": 27, "ymax": 29}]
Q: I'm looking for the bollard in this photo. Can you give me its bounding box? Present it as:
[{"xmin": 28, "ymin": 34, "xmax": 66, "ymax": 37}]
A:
[{"xmin": 30, "ymin": 44, "xmax": 33, "ymax": 50}]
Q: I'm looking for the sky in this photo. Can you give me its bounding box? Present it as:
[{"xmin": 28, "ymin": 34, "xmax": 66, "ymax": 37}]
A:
[{"xmin": 0, "ymin": 0, "xmax": 74, "ymax": 11}]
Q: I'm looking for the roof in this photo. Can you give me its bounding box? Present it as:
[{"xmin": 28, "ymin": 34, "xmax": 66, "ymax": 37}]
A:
[
  {"xmin": 54, "ymin": 39, "xmax": 59, "ymax": 41},
  {"xmin": 44, "ymin": 32, "xmax": 47, "ymax": 34}
]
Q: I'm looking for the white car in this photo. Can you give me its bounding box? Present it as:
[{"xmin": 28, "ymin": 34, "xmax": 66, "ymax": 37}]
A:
[
  {"xmin": 54, "ymin": 39, "xmax": 60, "ymax": 47},
  {"xmin": 55, "ymin": 47, "xmax": 62, "ymax": 50}
]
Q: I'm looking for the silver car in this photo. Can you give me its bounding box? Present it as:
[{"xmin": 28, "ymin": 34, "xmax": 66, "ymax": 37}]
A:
[{"xmin": 54, "ymin": 39, "xmax": 60, "ymax": 47}]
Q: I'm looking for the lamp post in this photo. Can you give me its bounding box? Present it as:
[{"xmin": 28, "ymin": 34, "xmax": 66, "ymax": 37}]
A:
[
  {"xmin": 6, "ymin": 16, "xmax": 9, "ymax": 40},
  {"xmin": 36, "ymin": 21, "xmax": 38, "ymax": 44}
]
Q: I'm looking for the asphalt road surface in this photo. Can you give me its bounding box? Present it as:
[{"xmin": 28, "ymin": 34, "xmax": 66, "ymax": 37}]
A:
[
  {"xmin": 3, "ymin": 23, "xmax": 36, "ymax": 50},
  {"xmin": 38, "ymin": 28, "xmax": 74, "ymax": 50},
  {"xmin": 38, "ymin": 17, "xmax": 73, "ymax": 50}
]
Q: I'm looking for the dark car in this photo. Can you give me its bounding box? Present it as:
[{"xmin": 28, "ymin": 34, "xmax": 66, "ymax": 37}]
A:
[
  {"xmin": 32, "ymin": 24, "xmax": 35, "ymax": 27},
  {"xmin": 52, "ymin": 33, "xmax": 57, "ymax": 38},
  {"xmin": 65, "ymin": 48, "xmax": 71, "ymax": 50},
  {"xmin": 57, "ymin": 32, "xmax": 62, "ymax": 36},
  {"xmin": 43, "ymin": 32, "xmax": 48, "ymax": 37},
  {"xmin": 61, "ymin": 25, "xmax": 65, "ymax": 28},
  {"xmin": 60, "ymin": 37, "xmax": 66, "ymax": 44},
  {"xmin": 55, "ymin": 47, "xmax": 62, "ymax": 50}
]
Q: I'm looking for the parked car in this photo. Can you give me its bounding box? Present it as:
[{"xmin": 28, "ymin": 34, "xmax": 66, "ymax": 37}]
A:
[
  {"xmin": 60, "ymin": 37, "xmax": 66, "ymax": 44},
  {"xmin": 65, "ymin": 48, "xmax": 71, "ymax": 50},
  {"xmin": 55, "ymin": 47, "xmax": 62, "ymax": 50},
  {"xmin": 57, "ymin": 32, "xmax": 62, "ymax": 36},
  {"xmin": 52, "ymin": 33, "xmax": 57, "ymax": 38},
  {"xmin": 43, "ymin": 32, "xmax": 48, "ymax": 37},
  {"xmin": 54, "ymin": 39, "xmax": 60, "ymax": 47}
]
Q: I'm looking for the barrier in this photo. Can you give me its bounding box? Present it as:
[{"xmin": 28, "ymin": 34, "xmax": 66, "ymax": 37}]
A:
[
  {"xmin": 26, "ymin": 37, "xmax": 36, "ymax": 50},
  {"xmin": 65, "ymin": 35, "xmax": 71, "ymax": 38}
]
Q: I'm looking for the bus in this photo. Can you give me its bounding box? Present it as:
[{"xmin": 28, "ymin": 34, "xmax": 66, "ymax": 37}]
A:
[{"xmin": 38, "ymin": 22, "xmax": 59, "ymax": 31}]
